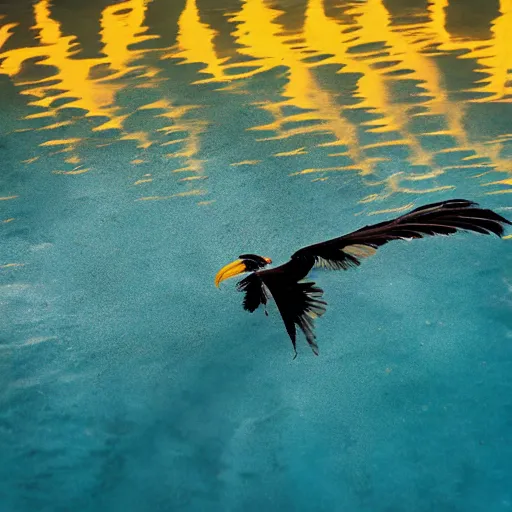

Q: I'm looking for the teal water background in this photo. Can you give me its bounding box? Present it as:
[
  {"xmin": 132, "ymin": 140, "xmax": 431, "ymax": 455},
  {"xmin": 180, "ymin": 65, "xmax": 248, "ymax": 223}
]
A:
[{"xmin": 1, "ymin": 0, "xmax": 512, "ymax": 510}]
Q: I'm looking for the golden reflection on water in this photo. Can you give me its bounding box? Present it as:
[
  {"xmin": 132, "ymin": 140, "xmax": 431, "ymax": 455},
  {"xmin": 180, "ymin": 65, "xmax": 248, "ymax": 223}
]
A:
[
  {"xmin": 170, "ymin": 0, "xmax": 228, "ymax": 83},
  {"xmin": 0, "ymin": 0, "xmax": 511, "ymax": 207}
]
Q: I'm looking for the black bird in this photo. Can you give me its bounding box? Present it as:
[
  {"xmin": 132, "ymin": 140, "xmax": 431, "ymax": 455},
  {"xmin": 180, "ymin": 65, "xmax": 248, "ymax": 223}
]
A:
[{"xmin": 214, "ymin": 199, "xmax": 511, "ymax": 357}]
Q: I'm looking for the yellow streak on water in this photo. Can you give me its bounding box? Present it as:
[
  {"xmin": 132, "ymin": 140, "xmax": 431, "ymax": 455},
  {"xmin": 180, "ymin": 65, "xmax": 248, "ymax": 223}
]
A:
[
  {"xmin": 0, "ymin": 22, "xmax": 17, "ymax": 51},
  {"xmin": 274, "ymin": 148, "xmax": 307, "ymax": 157},
  {"xmin": 368, "ymin": 203, "xmax": 415, "ymax": 216},
  {"xmin": 426, "ymin": 0, "xmax": 512, "ymax": 103},
  {"xmin": 169, "ymin": 0, "xmax": 228, "ymax": 83},
  {"xmin": 304, "ymin": 0, "xmax": 511, "ymax": 200},
  {"xmin": 137, "ymin": 99, "xmax": 208, "ymax": 193},
  {"xmin": 22, "ymin": 157, "xmax": 40, "ymax": 164},
  {"xmin": 100, "ymin": 0, "xmax": 159, "ymax": 78},
  {"xmin": 136, "ymin": 189, "xmax": 206, "ymax": 200},
  {"xmin": 52, "ymin": 167, "xmax": 90, "ymax": 175},
  {"xmin": 487, "ymin": 189, "xmax": 512, "ymax": 195},
  {"xmin": 179, "ymin": 176, "xmax": 207, "ymax": 182},
  {"xmin": 290, "ymin": 167, "xmax": 353, "ymax": 176},
  {"xmin": 230, "ymin": 160, "xmax": 261, "ymax": 166},
  {"xmin": 416, "ymin": 0, "xmax": 512, "ymax": 192},
  {"xmin": 228, "ymin": 0, "xmax": 371, "ymax": 176},
  {"xmin": 39, "ymin": 138, "xmax": 82, "ymax": 147},
  {"xmin": 303, "ymin": 0, "xmax": 465, "ymax": 204},
  {"xmin": 0, "ymin": 0, "xmax": 511, "ymax": 207},
  {"xmin": 38, "ymin": 121, "xmax": 73, "ymax": 131},
  {"xmin": 0, "ymin": 0, "xmax": 159, "ymax": 167},
  {"xmin": 166, "ymin": 0, "xmax": 369, "ymax": 177}
]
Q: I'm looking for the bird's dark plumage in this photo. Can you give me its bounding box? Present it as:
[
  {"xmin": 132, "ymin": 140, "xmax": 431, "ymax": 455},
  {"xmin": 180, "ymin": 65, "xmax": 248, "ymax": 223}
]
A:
[{"xmin": 216, "ymin": 199, "xmax": 511, "ymax": 357}]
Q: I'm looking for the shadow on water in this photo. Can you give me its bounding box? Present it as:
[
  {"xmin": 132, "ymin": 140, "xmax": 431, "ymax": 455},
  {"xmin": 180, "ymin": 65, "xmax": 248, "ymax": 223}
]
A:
[{"xmin": 0, "ymin": 0, "xmax": 511, "ymax": 511}]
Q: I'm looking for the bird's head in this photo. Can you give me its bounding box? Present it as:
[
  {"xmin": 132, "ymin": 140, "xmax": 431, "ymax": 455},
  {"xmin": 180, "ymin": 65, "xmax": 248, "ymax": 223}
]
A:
[{"xmin": 215, "ymin": 254, "xmax": 272, "ymax": 287}]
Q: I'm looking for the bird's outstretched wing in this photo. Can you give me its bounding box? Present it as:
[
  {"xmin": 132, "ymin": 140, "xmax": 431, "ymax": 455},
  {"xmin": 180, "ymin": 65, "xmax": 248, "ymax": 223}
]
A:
[
  {"xmin": 235, "ymin": 199, "xmax": 510, "ymax": 357},
  {"xmin": 237, "ymin": 274, "xmax": 326, "ymax": 357},
  {"xmin": 292, "ymin": 199, "xmax": 511, "ymax": 272}
]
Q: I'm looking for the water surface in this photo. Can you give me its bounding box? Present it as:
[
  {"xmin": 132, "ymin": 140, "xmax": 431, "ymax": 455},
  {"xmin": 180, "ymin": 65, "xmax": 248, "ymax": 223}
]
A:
[{"xmin": 1, "ymin": 0, "xmax": 511, "ymax": 510}]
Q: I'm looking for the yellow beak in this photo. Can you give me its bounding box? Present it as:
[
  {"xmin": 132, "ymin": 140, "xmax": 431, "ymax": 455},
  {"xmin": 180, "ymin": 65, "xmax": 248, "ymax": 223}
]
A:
[{"xmin": 214, "ymin": 259, "xmax": 248, "ymax": 288}]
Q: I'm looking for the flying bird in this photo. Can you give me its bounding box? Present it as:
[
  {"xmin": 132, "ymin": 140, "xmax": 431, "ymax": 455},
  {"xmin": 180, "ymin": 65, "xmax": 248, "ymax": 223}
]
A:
[{"xmin": 214, "ymin": 199, "xmax": 510, "ymax": 358}]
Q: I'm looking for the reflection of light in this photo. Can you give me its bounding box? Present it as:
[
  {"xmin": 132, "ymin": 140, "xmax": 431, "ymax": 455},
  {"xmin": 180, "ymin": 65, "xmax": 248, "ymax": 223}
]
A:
[
  {"xmin": 0, "ymin": 0, "xmax": 154, "ymax": 125},
  {"xmin": 170, "ymin": 0, "xmax": 372, "ymax": 175},
  {"xmin": 101, "ymin": 0, "xmax": 157, "ymax": 75},
  {"xmin": 1, "ymin": 0, "xmax": 510, "ymax": 202},
  {"xmin": 168, "ymin": 0, "xmax": 510, "ymax": 201},
  {"xmin": 360, "ymin": 171, "xmax": 455, "ymax": 204},
  {"xmin": 407, "ymin": 1, "xmax": 510, "ymax": 158},
  {"xmin": 420, "ymin": 0, "xmax": 512, "ymax": 194},
  {"xmin": 171, "ymin": 0, "xmax": 371, "ymax": 175},
  {"xmin": 229, "ymin": 0, "xmax": 372, "ymax": 176},
  {"xmin": 28, "ymin": 0, "xmax": 115, "ymax": 120},
  {"xmin": 0, "ymin": 0, "xmax": 160, "ymax": 169},
  {"xmin": 305, "ymin": 0, "xmax": 390, "ymax": 121},
  {"xmin": 135, "ymin": 99, "xmax": 208, "ymax": 198},
  {"xmin": 460, "ymin": 0, "xmax": 512, "ymax": 103},
  {"xmin": 230, "ymin": 160, "xmax": 261, "ymax": 166},
  {"xmin": 367, "ymin": 203, "xmax": 414, "ymax": 216},
  {"xmin": 303, "ymin": 0, "xmax": 437, "ymax": 198},
  {"xmin": 321, "ymin": 0, "xmax": 432, "ymax": 160},
  {"xmin": 306, "ymin": 0, "xmax": 511, "ymax": 200},
  {"xmin": 274, "ymin": 147, "xmax": 307, "ymax": 157},
  {"xmin": 136, "ymin": 189, "xmax": 206, "ymax": 201},
  {"xmin": 426, "ymin": 0, "xmax": 511, "ymax": 102},
  {"xmin": 170, "ymin": 0, "xmax": 228, "ymax": 82},
  {"xmin": 0, "ymin": 22, "xmax": 17, "ymax": 51}
]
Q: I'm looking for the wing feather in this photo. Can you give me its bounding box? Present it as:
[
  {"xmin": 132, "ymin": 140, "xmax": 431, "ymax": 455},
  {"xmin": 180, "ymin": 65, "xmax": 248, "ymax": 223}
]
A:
[
  {"xmin": 292, "ymin": 199, "xmax": 511, "ymax": 271},
  {"xmin": 232, "ymin": 199, "xmax": 510, "ymax": 357},
  {"xmin": 263, "ymin": 279, "xmax": 326, "ymax": 357},
  {"xmin": 238, "ymin": 273, "xmax": 327, "ymax": 357},
  {"xmin": 237, "ymin": 274, "xmax": 268, "ymax": 312}
]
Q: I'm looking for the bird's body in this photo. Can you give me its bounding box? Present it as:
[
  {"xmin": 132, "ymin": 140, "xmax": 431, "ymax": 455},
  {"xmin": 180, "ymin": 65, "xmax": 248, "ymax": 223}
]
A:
[{"xmin": 215, "ymin": 199, "xmax": 511, "ymax": 357}]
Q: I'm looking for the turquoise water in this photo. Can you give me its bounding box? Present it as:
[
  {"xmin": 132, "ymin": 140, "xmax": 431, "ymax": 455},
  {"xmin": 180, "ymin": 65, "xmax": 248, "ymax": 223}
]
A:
[{"xmin": 1, "ymin": 0, "xmax": 511, "ymax": 510}]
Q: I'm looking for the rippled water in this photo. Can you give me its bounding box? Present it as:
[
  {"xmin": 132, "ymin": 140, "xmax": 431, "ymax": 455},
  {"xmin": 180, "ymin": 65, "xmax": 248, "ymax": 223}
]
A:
[{"xmin": 1, "ymin": 0, "xmax": 511, "ymax": 510}]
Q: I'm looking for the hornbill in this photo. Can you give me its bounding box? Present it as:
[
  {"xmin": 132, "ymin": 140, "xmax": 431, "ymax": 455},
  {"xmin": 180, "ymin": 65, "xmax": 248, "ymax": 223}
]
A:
[{"xmin": 214, "ymin": 199, "xmax": 510, "ymax": 357}]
